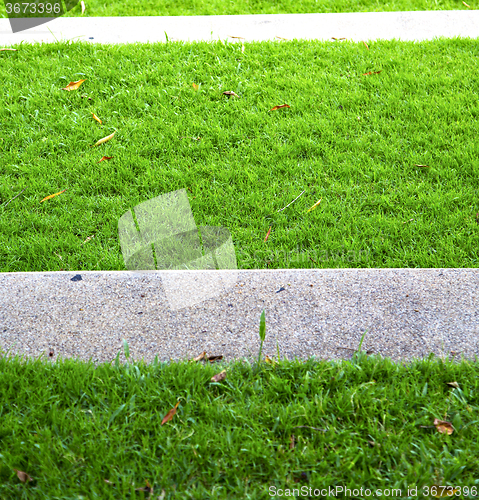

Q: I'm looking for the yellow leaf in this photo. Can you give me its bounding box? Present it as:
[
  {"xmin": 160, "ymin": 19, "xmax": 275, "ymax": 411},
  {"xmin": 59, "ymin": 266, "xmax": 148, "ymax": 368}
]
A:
[
  {"xmin": 306, "ymin": 198, "xmax": 322, "ymax": 213},
  {"xmin": 270, "ymin": 104, "xmax": 290, "ymax": 111},
  {"xmin": 190, "ymin": 351, "xmax": 207, "ymax": 363},
  {"xmin": 92, "ymin": 112, "xmax": 102, "ymax": 124},
  {"xmin": 192, "ymin": 83, "xmax": 199, "ymax": 91},
  {"xmin": 161, "ymin": 401, "xmax": 180, "ymax": 425},
  {"xmin": 62, "ymin": 79, "xmax": 86, "ymax": 91},
  {"xmin": 40, "ymin": 189, "xmax": 67, "ymax": 203},
  {"xmin": 91, "ymin": 131, "xmax": 116, "ymax": 147}
]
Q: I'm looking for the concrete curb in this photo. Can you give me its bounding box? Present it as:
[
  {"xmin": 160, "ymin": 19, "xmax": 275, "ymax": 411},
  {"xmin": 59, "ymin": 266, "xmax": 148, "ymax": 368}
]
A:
[{"xmin": 1, "ymin": 268, "xmax": 478, "ymax": 368}]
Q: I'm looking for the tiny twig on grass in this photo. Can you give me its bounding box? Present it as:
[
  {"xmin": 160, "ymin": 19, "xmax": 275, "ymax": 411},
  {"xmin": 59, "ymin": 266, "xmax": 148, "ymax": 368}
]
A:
[{"xmin": 2, "ymin": 188, "xmax": 25, "ymax": 209}]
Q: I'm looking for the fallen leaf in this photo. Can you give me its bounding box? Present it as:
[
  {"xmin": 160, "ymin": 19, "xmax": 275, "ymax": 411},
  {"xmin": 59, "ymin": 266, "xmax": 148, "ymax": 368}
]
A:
[
  {"xmin": 91, "ymin": 130, "xmax": 116, "ymax": 147},
  {"xmin": 433, "ymin": 418, "xmax": 454, "ymax": 435},
  {"xmin": 192, "ymin": 83, "xmax": 199, "ymax": 91},
  {"xmin": 62, "ymin": 79, "xmax": 86, "ymax": 91},
  {"xmin": 223, "ymin": 91, "xmax": 239, "ymax": 98},
  {"xmin": 306, "ymin": 198, "xmax": 322, "ymax": 213},
  {"xmin": 362, "ymin": 70, "xmax": 382, "ymax": 76},
  {"xmin": 207, "ymin": 355, "xmax": 223, "ymax": 363},
  {"xmin": 331, "ymin": 37, "xmax": 346, "ymax": 40},
  {"xmin": 228, "ymin": 35, "xmax": 245, "ymax": 39},
  {"xmin": 463, "ymin": 1, "xmax": 470, "ymax": 6},
  {"xmin": 414, "ymin": 164, "xmax": 430, "ymax": 168},
  {"xmin": 1, "ymin": 48, "xmax": 17, "ymax": 51},
  {"xmin": 275, "ymin": 36, "xmax": 289, "ymax": 40},
  {"xmin": 91, "ymin": 112, "xmax": 102, "ymax": 124},
  {"xmin": 290, "ymin": 434, "xmax": 295, "ymax": 450},
  {"xmin": 81, "ymin": 0, "xmax": 85, "ymax": 13},
  {"xmin": 40, "ymin": 189, "xmax": 67, "ymax": 203},
  {"xmin": 270, "ymin": 104, "xmax": 290, "ymax": 111},
  {"xmin": 446, "ymin": 381, "xmax": 459, "ymax": 388},
  {"xmin": 190, "ymin": 351, "xmax": 207, "ymax": 362},
  {"xmin": 211, "ymin": 370, "xmax": 227, "ymax": 382},
  {"xmin": 362, "ymin": 41, "xmax": 369, "ymax": 49},
  {"xmin": 97, "ymin": 156, "xmax": 113, "ymax": 163},
  {"xmin": 264, "ymin": 226, "xmax": 272, "ymax": 242},
  {"xmin": 161, "ymin": 401, "xmax": 180, "ymax": 425},
  {"xmin": 14, "ymin": 469, "xmax": 33, "ymax": 483}
]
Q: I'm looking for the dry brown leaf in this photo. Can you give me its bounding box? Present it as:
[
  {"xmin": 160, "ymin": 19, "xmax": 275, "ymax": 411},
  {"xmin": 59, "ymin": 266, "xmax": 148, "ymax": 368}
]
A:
[
  {"xmin": 40, "ymin": 189, "xmax": 67, "ymax": 203},
  {"xmin": 190, "ymin": 351, "xmax": 207, "ymax": 362},
  {"xmin": 14, "ymin": 469, "xmax": 33, "ymax": 483},
  {"xmin": 228, "ymin": 35, "xmax": 245, "ymax": 39},
  {"xmin": 414, "ymin": 164, "xmax": 430, "ymax": 168},
  {"xmin": 97, "ymin": 156, "xmax": 113, "ymax": 163},
  {"xmin": 446, "ymin": 381, "xmax": 459, "ymax": 388},
  {"xmin": 433, "ymin": 418, "xmax": 454, "ymax": 435},
  {"xmin": 211, "ymin": 370, "xmax": 227, "ymax": 382},
  {"xmin": 161, "ymin": 401, "xmax": 180, "ymax": 425},
  {"xmin": 270, "ymin": 104, "xmax": 290, "ymax": 111},
  {"xmin": 192, "ymin": 83, "xmax": 199, "ymax": 91},
  {"xmin": 91, "ymin": 131, "xmax": 116, "ymax": 147},
  {"xmin": 290, "ymin": 434, "xmax": 295, "ymax": 450},
  {"xmin": 1, "ymin": 48, "xmax": 17, "ymax": 51},
  {"xmin": 331, "ymin": 37, "xmax": 346, "ymax": 40},
  {"xmin": 362, "ymin": 41, "xmax": 369, "ymax": 49},
  {"xmin": 207, "ymin": 355, "xmax": 223, "ymax": 363},
  {"xmin": 264, "ymin": 226, "xmax": 272, "ymax": 242},
  {"xmin": 223, "ymin": 91, "xmax": 239, "ymax": 98},
  {"xmin": 362, "ymin": 70, "xmax": 382, "ymax": 76},
  {"xmin": 62, "ymin": 79, "xmax": 86, "ymax": 91},
  {"xmin": 91, "ymin": 112, "xmax": 102, "ymax": 124},
  {"xmin": 306, "ymin": 198, "xmax": 322, "ymax": 213}
]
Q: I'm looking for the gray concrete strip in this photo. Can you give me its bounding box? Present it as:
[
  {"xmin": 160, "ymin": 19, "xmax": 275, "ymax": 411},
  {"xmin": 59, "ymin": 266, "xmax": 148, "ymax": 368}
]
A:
[
  {"xmin": 1, "ymin": 10, "xmax": 479, "ymax": 46},
  {"xmin": 1, "ymin": 269, "xmax": 478, "ymax": 368}
]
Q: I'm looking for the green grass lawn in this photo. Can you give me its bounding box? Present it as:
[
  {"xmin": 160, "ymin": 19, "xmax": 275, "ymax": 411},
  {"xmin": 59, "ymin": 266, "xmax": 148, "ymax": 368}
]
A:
[
  {"xmin": 1, "ymin": 322, "xmax": 479, "ymax": 498},
  {"xmin": 1, "ymin": 37, "xmax": 479, "ymax": 272},
  {"xmin": 0, "ymin": 0, "xmax": 477, "ymax": 18}
]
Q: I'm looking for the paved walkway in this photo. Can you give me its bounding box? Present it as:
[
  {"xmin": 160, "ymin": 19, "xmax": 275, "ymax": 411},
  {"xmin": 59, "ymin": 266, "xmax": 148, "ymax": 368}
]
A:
[{"xmin": 1, "ymin": 10, "xmax": 478, "ymax": 46}]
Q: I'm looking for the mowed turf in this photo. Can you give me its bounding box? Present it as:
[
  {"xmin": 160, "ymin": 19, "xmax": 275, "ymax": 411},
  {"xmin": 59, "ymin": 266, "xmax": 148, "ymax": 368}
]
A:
[{"xmin": 1, "ymin": 37, "xmax": 478, "ymax": 272}]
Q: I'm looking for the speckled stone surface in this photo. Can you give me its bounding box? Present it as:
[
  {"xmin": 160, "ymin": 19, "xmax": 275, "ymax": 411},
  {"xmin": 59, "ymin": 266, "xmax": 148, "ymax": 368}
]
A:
[{"xmin": 1, "ymin": 268, "xmax": 478, "ymax": 369}]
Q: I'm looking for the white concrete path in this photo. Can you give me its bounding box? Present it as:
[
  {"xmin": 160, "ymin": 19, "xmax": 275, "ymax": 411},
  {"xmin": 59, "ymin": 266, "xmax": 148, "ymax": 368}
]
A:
[{"xmin": 1, "ymin": 9, "xmax": 478, "ymax": 46}]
